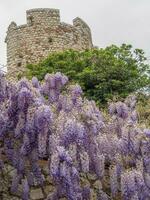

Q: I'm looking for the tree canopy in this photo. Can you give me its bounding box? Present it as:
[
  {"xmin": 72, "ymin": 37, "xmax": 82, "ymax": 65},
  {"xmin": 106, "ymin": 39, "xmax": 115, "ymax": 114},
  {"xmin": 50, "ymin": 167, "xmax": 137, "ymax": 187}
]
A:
[{"xmin": 24, "ymin": 44, "xmax": 150, "ymax": 105}]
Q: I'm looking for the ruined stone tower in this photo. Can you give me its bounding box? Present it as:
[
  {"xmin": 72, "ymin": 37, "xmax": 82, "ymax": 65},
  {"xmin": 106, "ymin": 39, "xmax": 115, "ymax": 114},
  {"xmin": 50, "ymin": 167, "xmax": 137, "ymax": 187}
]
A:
[{"xmin": 5, "ymin": 8, "xmax": 93, "ymax": 79}]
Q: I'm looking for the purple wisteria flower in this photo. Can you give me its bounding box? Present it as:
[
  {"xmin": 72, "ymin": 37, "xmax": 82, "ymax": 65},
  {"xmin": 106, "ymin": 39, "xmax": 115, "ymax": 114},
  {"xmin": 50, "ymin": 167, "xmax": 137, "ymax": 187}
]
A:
[
  {"xmin": 32, "ymin": 76, "xmax": 40, "ymax": 88},
  {"xmin": 0, "ymin": 72, "xmax": 149, "ymax": 200},
  {"xmin": 34, "ymin": 105, "xmax": 53, "ymax": 132},
  {"xmin": 22, "ymin": 179, "xmax": 29, "ymax": 200},
  {"xmin": 144, "ymin": 129, "xmax": 150, "ymax": 137},
  {"xmin": 18, "ymin": 87, "xmax": 33, "ymax": 112}
]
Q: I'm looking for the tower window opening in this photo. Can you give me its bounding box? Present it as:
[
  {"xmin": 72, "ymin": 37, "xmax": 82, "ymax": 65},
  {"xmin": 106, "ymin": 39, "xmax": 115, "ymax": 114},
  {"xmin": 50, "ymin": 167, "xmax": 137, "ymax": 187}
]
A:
[
  {"xmin": 28, "ymin": 16, "xmax": 34, "ymax": 26},
  {"xmin": 48, "ymin": 37, "xmax": 53, "ymax": 43},
  {"xmin": 17, "ymin": 62, "xmax": 22, "ymax": 67}
]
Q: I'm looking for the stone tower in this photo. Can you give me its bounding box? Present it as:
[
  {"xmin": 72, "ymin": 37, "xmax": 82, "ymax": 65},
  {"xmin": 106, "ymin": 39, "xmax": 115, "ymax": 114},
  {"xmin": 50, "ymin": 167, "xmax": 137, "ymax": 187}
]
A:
[{"xmin": 5, "ymin": 8, "xmax": 93, "ymax": 79}]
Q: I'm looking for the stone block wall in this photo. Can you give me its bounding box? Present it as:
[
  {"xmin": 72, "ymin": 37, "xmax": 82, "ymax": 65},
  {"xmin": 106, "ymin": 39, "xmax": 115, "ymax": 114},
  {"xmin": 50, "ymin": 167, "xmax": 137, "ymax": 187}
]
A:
[
  {"xmin": 0, "ymin": 161, "xmax": 102, "ymax": 200},
  {"xmin": 5, "ymin": 8, "xmax": 93, "ymax": 80}
]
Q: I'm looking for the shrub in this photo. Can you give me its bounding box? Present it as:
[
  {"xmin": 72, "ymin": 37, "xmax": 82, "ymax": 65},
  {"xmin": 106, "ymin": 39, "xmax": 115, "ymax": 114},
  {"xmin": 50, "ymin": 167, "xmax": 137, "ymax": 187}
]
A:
[{"xmin": 24, "ymin": 44, "xmax": 150, "ymax": 105}]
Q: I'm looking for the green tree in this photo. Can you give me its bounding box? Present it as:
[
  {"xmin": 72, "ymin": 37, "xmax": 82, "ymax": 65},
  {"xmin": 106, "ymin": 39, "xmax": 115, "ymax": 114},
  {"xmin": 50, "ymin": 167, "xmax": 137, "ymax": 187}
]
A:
[{"xmin": 24, "ymin": 44, "xmax": 150, "ymax": 105}]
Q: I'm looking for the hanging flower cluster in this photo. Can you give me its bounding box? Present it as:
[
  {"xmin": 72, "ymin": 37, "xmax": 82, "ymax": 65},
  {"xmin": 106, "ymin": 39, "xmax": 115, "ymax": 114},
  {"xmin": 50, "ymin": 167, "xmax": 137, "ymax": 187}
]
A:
[{"xmin": 0, "ymin": 71, "xmax": 150, "ymax": 200}]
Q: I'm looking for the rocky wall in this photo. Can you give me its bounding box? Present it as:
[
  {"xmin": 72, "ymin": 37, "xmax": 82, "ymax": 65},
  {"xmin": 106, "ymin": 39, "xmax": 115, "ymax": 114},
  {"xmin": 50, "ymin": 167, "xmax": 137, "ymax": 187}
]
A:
[{"xmin": 0, "ymin": 162, "xmax": 102, "ymax": 200}]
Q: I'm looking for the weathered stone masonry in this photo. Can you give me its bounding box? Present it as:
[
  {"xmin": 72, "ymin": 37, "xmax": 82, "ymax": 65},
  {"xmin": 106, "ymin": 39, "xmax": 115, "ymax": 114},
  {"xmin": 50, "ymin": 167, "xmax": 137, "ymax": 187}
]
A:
[{"xmin": 5, "ymin": 8, "xmax": 93, "ymax": 79}]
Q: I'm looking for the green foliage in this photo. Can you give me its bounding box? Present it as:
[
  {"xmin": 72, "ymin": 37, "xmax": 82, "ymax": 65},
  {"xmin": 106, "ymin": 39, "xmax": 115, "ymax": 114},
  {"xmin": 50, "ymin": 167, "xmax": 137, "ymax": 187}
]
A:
[{"xmin": 25, "ymin": 44, "xmax": 150, "ymax": 105}]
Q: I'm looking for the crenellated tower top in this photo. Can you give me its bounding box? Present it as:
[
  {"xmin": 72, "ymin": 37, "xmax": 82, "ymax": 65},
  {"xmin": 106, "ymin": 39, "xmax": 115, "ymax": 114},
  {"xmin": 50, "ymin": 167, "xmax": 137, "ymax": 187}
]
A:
[{"xmin": 5, "ymin": 8, "xmax": 93, "ymax": 80}]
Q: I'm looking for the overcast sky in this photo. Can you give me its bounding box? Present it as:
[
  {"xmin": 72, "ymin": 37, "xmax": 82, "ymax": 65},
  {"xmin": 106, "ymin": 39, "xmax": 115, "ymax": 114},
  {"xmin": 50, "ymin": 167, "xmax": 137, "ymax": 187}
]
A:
[{"xmin": 0, "ymin": 0, "xmax": 150, "ymax": 65}]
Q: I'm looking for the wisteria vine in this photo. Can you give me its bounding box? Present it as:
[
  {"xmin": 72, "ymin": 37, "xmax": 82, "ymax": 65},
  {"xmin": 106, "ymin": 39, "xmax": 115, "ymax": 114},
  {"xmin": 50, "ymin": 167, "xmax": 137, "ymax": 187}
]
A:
[{"xmin": 0, "ymin": 71, "xmax": 150, "ymax": 200}]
